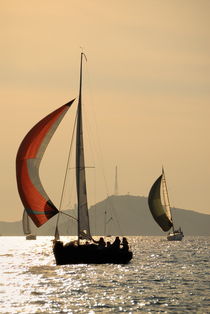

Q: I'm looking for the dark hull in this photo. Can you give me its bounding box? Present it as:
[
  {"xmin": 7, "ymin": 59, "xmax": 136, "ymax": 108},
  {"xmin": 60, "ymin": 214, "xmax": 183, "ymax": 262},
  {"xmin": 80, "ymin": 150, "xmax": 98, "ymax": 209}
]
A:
[
  {"xmin": 53, "ymin": 241, "xmax": 133, "ymax": 265},
  {"xmin": 167, "ymin": 232, "xmax": 184, "ymax": 241}
]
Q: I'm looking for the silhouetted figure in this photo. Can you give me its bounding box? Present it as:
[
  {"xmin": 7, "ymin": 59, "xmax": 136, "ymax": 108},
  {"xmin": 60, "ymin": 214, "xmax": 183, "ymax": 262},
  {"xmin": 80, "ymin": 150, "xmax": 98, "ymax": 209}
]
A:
[
  {"xmin": 107, "ymin": 241, "xmax": 111, "ymax": 248},
  {"xmin": 111, "ymin": 236, "xmax": 120, "ymax": 249},
  {"xmin": 98, "ymin": 237, "xmax": 106, "ymax": 248},
  {"xmin": 122, "ymin": 237, "xmax": 129, "ymax": 251}
]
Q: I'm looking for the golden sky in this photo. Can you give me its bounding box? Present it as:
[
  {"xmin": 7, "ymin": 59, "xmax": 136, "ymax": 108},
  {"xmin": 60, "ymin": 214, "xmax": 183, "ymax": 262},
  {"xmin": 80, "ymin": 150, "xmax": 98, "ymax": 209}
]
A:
[{"xmin": 1, "ymin": 0, "xmax": 210, "ymax": 221}]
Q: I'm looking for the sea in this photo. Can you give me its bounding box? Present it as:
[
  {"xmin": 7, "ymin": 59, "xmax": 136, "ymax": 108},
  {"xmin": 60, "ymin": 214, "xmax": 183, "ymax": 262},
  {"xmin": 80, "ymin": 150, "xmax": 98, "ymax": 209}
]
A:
[{"xmin": 0, "ymin": 236, "xmax": 209, "ymax": 314}]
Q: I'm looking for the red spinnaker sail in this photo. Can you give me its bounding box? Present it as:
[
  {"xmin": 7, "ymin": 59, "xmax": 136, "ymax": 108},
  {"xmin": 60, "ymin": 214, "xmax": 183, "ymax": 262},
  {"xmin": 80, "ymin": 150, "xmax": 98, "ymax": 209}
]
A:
[{"xmin": 16, "ymin": 99, "xmax": 75, "ymax": 227}]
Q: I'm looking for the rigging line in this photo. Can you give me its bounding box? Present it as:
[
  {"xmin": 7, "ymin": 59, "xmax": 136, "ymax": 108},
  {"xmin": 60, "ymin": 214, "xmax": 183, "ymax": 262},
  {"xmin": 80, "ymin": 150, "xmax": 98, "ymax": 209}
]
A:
[
  {"xmin": 84, "ymin": 62, "xmax": 114, "ymax": 225},
  {"xmin": 106, "ymin": 217, "xmax": 113, "ymax": 224},
  {"xmin": 59, "ymin": 211, "xmax": 78, "ymax": 221},
  {"xmin": 83, "ymin": 72, "xmax": 120, "ymax": 233},
  {"xmin": 83, "ymin": 105, "xmax": 96, "ymax": 167},
  {"xmin": 82, "ymin": 102, "xmax": 97, "ymax": 223},
  {"xmin": 54, "ymin": 105, "xmax": 78, "ymax": 233},
  {"xmin": 84, "ymin": 101, "xmax": 122, "ymax": 234},
  {"xmin": 59, "ymin": 108, "xmax": 77, "ymax": 210},
  {"xmin": 82, "ymin": 60, "xmax": 125, "ymax": 236},
  {"xmin": 80, "ymin": 61, "xmax": 101, "ymax": 218},
  {"xmin": 106, "ymin": 198, "xmax": 124, "ymax": 236}
]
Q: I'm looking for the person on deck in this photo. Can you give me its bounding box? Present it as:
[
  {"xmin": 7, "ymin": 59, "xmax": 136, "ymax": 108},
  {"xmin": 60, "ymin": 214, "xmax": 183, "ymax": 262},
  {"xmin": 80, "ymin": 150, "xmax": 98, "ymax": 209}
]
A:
[
  {"xmin": 122, "ymin": 237, "xmax": 129, "ymax": 251},
  {"xmin": 111, "ymin": 236, "xmax": 121, "ymax": 249},
  {"xmin": 98, "ymin": 237, "xmax": 106, "ymax": 248},
  {"xmin": 107, "ymin": 241, "xmax": 111, "ymax": 248}
]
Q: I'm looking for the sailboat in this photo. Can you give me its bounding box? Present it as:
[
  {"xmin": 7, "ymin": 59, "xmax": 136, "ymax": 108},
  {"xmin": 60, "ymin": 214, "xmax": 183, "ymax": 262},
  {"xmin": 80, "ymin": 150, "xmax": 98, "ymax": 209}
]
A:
[
  {"xmin": 22, "ymin": 209, "xmax": 36, "ymax": 240},
  {"xmin": 16, "ymin": 52, "xmax": 133, "ymax": 264},
  {"xmin": 148, "ymin": 168, "xmax": 184, "ymax": 241}
]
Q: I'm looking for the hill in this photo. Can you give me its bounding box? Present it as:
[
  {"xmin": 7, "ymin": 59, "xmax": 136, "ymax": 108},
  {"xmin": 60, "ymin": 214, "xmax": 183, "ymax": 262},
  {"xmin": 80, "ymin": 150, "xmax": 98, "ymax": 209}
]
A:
[{"xmin": 0, "ymin": 195, "xmax": 209, "ymax": 236}]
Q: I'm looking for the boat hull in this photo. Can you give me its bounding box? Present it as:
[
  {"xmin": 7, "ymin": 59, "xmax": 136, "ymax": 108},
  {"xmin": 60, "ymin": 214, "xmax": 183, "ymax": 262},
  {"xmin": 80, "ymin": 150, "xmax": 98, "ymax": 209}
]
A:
[
  {"xmin": 53, "ymin": 241, "xmax": 133, "ymax": 265},
  {"xmin": 167, "ymin": 232, "xmax": 184, "ymax": 241}
]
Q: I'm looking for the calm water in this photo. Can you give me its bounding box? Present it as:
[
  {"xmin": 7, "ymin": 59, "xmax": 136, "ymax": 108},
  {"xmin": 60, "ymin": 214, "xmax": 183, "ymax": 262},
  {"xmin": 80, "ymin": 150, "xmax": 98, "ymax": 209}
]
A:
[{"xmin": 0, "ymin": 236, "xmax": 209, "ymax": 313}]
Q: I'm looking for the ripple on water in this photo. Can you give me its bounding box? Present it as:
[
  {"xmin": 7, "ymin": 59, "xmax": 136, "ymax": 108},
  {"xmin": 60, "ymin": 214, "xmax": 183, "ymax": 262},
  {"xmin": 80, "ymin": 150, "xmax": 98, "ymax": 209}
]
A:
[{"xmin": 0, "ymin": 236, "xmax": 209, "ymax": 313}]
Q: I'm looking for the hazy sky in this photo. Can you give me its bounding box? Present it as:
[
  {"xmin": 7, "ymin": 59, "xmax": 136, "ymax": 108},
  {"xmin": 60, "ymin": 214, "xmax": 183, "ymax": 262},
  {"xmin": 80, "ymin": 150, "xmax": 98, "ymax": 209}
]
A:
[{"xmin": 1, "ymin": 0, "xmax": 210, "ymax": 221}]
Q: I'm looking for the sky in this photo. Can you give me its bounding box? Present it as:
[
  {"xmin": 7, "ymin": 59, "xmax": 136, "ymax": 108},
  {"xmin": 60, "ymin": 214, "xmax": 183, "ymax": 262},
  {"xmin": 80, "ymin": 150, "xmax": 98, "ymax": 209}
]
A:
[{"xmin": 1, "ymin": 0, "xmax": 210, "ymax": 221}]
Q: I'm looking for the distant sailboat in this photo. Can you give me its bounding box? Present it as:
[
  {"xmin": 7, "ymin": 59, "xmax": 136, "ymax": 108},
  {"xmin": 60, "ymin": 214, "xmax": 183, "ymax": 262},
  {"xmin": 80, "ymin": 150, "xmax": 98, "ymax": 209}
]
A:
[
  {"xmin": 148, "ymin": 168, "xmax": 184, "ymax": 241},
  {"xmin": 22, "ymin": 210, "xmax": 36, "ymax": 240},
  {"xmin": 16, "ymin": 52, "xmax": 133, "ymax": 264}
]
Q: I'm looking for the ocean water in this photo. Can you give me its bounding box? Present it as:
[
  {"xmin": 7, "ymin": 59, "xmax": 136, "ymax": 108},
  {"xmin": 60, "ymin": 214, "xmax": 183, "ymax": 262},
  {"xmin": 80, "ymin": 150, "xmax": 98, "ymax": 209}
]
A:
[{"xmin": 0, "ymin": 236, "xmax": 209, "ymax": 313}]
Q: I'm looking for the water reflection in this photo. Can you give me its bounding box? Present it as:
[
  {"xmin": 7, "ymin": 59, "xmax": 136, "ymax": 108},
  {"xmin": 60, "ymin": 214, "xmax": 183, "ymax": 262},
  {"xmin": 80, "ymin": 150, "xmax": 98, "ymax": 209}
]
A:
[{"xmin": 0, "ymin": 236, "xmax": 209, "ymax": 313}]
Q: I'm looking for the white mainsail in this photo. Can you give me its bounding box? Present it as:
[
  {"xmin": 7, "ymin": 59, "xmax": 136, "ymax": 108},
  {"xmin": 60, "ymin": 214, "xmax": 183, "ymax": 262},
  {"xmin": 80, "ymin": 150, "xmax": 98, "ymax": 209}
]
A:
[
  {"xmin": 161, "ymin": 168, "xmax": 173, "ymax": 223},
  {"xmin": 76, "ymin": 53, "xmax": 91, "ymax": 241}
]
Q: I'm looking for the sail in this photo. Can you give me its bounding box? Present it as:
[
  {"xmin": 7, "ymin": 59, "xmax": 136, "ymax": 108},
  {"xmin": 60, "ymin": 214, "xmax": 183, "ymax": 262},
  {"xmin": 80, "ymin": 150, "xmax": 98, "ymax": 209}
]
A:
[
  {"xmin": 161, "ymin": 171, "xmax": 173, "ymax": 222},
  {"xmin": 16, "ymin": 99, "xmax": 75, "ymax": 227},
  {"xmin": 22, "ymin": 209, "xmax": 31, "ymax": 235},
  {"xmin": 148, "ymin": 175, "xmax": 173, "ymax": 231},
  {"xmin": 76, "ymin": 53, "xmax": 91, "ymax": 240}
]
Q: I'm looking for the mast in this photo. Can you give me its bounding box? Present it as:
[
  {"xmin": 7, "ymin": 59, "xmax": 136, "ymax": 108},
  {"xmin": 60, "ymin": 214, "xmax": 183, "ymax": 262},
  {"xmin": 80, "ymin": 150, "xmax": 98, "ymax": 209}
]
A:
[
  {"xmin": 162, "ymin": 167, "xmax": 174, "ymax": 232},
  {"xmin": 77, "ymin": 52, "xmax": 83, "ymax": 244},
  {"xmin": 76, "ymin": 52, "xmax": 91, "ymax": 244}
]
